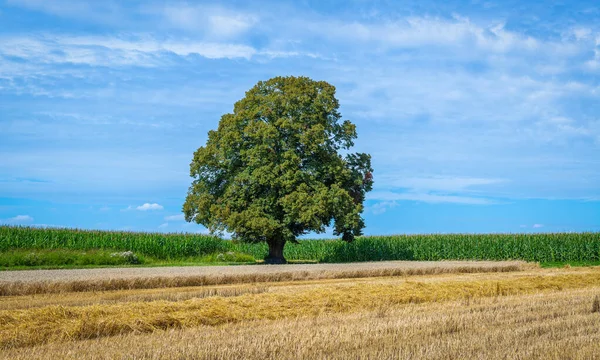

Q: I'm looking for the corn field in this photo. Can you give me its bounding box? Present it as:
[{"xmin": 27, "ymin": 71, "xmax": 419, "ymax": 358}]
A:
[
  {"xmin": 0, "ymin": 226, "xmax": 226, "ymax": 259},
  {"xmin": 1, "ymin": 226, "xmax": 599, "ymax": 263}
]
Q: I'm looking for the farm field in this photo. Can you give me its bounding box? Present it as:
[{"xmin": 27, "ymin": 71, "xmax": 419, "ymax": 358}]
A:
[
  {"xmin": 0, "ymin": 260, "xmax": 529, "ymax": 295},
  {"xmin": 1, "ymin": 263, "xmax": 600, "ymax": 359},
  {"xmin": 2, "ymin": 226, "xmax": 600, "ymax": 268}
]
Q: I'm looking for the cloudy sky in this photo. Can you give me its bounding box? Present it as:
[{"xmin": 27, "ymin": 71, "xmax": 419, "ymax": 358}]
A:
[{"xmin": 1, "ymin": 0, "xmax": 599, "ymax": 235}]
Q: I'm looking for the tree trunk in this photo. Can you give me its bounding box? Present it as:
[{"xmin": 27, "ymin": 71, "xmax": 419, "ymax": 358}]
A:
[{"xmin": 264, "ymin": 239, "xmax": 287, "ymax": 264}]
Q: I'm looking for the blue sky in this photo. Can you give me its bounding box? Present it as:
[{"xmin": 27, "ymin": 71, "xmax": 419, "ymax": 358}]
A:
[{"xmin": 1, "ymin": 0, "xmax": 599, "ymax": 235}]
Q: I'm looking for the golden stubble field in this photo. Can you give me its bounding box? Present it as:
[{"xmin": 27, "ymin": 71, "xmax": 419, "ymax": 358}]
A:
[{"xmin": 1, "ymin": 262, "xmax": 600, "ymax": 359}]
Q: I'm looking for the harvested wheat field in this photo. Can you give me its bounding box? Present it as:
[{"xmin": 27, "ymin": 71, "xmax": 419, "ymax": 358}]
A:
[
  {"xmin": 0, "ymin": 260, "xmax": 528, "ymax": 296},
  {"xmin": 2, "ymin": 262, "xmax": 600, "ymax": 359}
]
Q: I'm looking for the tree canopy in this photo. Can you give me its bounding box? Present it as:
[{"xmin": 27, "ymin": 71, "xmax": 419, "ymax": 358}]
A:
[{"xmin": 183, "ymin": 76, "xmax": 373, "ymax": 263}]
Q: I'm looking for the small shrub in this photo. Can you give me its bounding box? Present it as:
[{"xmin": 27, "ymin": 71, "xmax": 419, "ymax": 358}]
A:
[
  {"xmin": 110, "ymin": 251, "xmax": 140, "ymax": 264},
  {"xmin": 202, "ymin": 252, "xmax": 256, "ymax": 263}
]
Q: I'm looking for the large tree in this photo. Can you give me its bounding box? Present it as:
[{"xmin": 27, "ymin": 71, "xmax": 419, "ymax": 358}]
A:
[{"xmin": 183, "ymin": 76, "xmax": 373, "ymax": 264}]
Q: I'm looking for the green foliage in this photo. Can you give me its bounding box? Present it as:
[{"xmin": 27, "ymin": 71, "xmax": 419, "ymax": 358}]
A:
[
  {"xmin": 183, "ymin": 76, "xmax": 373, "ymax": 246},
  {"xmin": 2, "ymin": 226, "xmax": 599, "ymax": 264},
  {"xmin": 0, "ymin": 249, "xmax": 144, "ymax": 268},
  {"xmin": 316, "ymin": 233, "xmax": 600, "ymax": 263},
  {"xmin": 541, "ymin": 261, "xmax": 600, "ymax": 268}
]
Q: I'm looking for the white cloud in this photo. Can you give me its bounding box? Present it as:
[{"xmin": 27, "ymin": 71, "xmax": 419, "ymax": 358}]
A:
[
  {"xmin": 158, "ymin": 222, "xmax": 168, "ymax": 228},
  {"xmin": 136, "ymin": 203, "xmax": 163, "ymax": 211},
  {"xmin": 299, "ymin": 15, "xmax": 579, "ymax": 57},
  {"xmin": 208, "ymin": 14, "xmax": 257, "ymax": 38},
  {"xmin": 585, "ymin": 48, "xmax": 600, "ymax": 71},
  {"xmin": 120, "ymin": 203, "xmax": 164, "ymax": 212},
  {"xmin": 5, "ymin": 0, "xmax": 123, "ymax": 24},
  {"xmin": 376, "ymin": 175, "xmax": 505, "ymax": 192},
  {"xmin": 337, "ymin": 67, "xmax": 595, "ymax": 127},
  {"xmin": 570, "ymin": 27, "xmax": 592, "ymax": 41},
  {"xmin": 9, "ymin": 1, "xmax": 258, "ymax": 40},
  {"xmin": 520, "ymin": 224, "xmax": 545, "ymax": 229},
  {"xmin": 366, "ymin": 176, "xmax": 506, "ymax": 206},
  {"xmin": 0, "ymin": 35, "xmax": 258, "ymax": 66},
  {"xmin": 368, "ymin": 191, "xmax": 496, "ymax": 205},
  {"xmin": 0, "ymin": 34, "xmax": 323, "ymax": 69},
  {"xmin": 368, "ymin": 201, "xmax": 398, "ymax": 215},
  {"xmin": 160, "ymin": 4, "xmax": 257, "ymax": 38},
  {"xmin": 60, "ymin": 36, "xmax": 257, "ymax": 59},
  {"xmin": 1, "ymin": 215, "xmax": 34, "ymax": 224},
  {"xmin": 164, "ymin": 214, "xmax": 185, "ymax": 221}
]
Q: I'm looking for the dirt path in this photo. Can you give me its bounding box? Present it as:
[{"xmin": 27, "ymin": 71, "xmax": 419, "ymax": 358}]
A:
[{"xmin": 0, "ymin": 260, "xmax": 529, "ymax": 283}]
